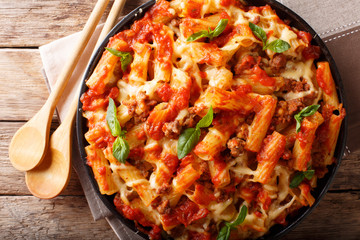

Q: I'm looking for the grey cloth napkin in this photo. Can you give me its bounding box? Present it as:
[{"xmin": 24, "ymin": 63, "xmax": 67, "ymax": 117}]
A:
[{"xmin": 39, "ymin": 0, "xmax": 360, "ymax": 239}]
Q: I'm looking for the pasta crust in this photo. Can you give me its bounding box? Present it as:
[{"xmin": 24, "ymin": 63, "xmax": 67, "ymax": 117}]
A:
[{"xmin": 80, "ymin": 1, "xmax": 346, "ymax": 239}]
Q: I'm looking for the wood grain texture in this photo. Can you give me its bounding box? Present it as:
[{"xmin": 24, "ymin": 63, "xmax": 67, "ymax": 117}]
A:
[
  {"xmin": 0, "ymin": 49, "xmax": 50, "ymax": 121},
  {"xmin": 0, "ymin": 196, "xmax": 116, "ymax": 239},
  {"xmin": 0, "ymin": 192, "xmax": 359, "ymax": 239},
  {"xmin": 0, "ymin": 122, "xmax": 83, "ymax": 196},
  {"xmin": 284, "ymin": 191, "xmax": 360, "ymax": 240},
  {"xmin": 0, "ymin": 0, "xmax": 147, "ymax": 47}
]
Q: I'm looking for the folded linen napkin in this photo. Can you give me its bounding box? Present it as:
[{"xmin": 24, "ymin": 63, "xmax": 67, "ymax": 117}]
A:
[{"xmin": 39, "ymin": 1, "xmax": 360, "ymax": 239}]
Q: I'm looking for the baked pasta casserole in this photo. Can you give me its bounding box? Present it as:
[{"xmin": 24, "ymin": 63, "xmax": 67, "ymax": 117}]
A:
[{"xmin": 80, "ymin": 0, "xmax": 346, "ymax": 239}]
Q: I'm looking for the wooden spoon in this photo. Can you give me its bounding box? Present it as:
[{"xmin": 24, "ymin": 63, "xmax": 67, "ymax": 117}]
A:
[
  {"xmin": 25, "ymin": 0, "xmax": 126, "ymax": 199},
  {"xmin": 25, "ymin": 96, "xmax": 77, "ymax": 199},
  {"xmin": 8, "ymin": 0, "xmax": 110, "ymax": 172}
]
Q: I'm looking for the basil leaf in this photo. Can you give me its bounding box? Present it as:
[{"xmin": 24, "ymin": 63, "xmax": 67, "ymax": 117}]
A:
[
  {"xmin": 210, "ymin": 19, "xmax": 229, "ymax": 39},
  {"xmin": 106, "ymin": 98, "xmax": 121, "ymax": 137},
  {"xmin": 120, "ymin": 52, "xmax": 133, "ymax": 72},
  {"xmin": 249, "ymin": 23, "xmax": 291, "ymax": 52},
  {"xmin": 196, "ymin": 106, "xmax": 213, "ymax": 128},
  {"xmin": 187, "ymin": 30, "xmax": 210, "ymax": 42},
  {"xmin": 105, "ymin": 47, "xmax": 133, "ymax": 72},
  {"xmin": 249, "ymin": 22, "xmax": 267, "ymax": 46},
  {"xmin": 177, "ymin": 127, "xmax": 201, "ymax": 159},
  {"xmin": 216, "ymin": 205, "xmax": 247, "ymax": 240},
  {"xmin": 177, "ymin": 106, "xmax": 214, "ymax": 159},
  {"xmin": 290, "ymin": 172, "xmax": 305, "ymax": 188},
  {"xmin": 266, "ymin": 39, "xmax": 291, "ymax": 53},
  {"xmin": 229, "ymin": 205, "xmax": 248, "ymax": 227},
  {"xmin": 216, "ymin": 225, "xmax": 230, "ymax": 240},
  {"xmin": 303, "ymin": 169, "xmax": 315, "ymax": 180},
  {"xmin": 112, "ymin": 136, "xmax": 130, "ymax": 164},
  {"xmin": 298, "ymin": 104, "xmax": 321, "ymax": 117},
  {"xmin": 294, "ymin": 114, "xmax": 302, "ymax": 133},
  {"xmin": 294, "ymin": 104, "xmax": 320, "ymax": 132},
  {"xmin": 187, "ymin": 19, "xmax": 228, "ymax": 42}
]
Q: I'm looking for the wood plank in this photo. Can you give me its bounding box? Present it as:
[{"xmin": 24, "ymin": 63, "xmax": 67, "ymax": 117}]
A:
[
  {"xmin": 284, "ymin": 191, "xmax": 360, "ymax": 240},
  {"xmin": 0, "ymin": 192, "xmax": 359, "ymax": 239},
  {"xmin": 330, "ymin": 152, "xmax": 360, "ymax": 191},
  {"xmin": 0, "ymin": 196, "xmax": 116, "ymax": 239},
  {"xmin": 0, "ymin": 122, "xmax": 83, "ymax": 196},
  {"xmin": 0, "ymin": 49, "xmax": 50, "ymax": 121},
  {"xmin": 0, "ymin": 0, "xmax": 148, "ymax": 47}
]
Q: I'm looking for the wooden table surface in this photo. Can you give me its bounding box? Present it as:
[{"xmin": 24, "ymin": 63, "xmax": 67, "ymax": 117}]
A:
[{"xmin": 1, "ymin": 0, "xmax": 359, "ymax": 239}]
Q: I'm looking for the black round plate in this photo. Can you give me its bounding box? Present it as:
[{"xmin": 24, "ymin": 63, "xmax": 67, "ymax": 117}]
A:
[{"xmin": 76, "ymin": 1, "xmax": 347, "ymax": 239}]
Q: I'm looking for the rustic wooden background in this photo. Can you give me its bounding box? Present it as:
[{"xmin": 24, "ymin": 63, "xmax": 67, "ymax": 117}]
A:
[{"xmin": 0, "ymin": 0, "xmax": 359, "ymax": 239}]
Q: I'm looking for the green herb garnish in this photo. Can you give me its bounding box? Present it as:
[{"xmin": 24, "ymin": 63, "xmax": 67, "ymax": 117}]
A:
[
  {"xmin": 217, "ymin": 205, "xmax": 248, "ymax": 240},
  {"xmin": 187, "ymin": 19, "xmax": 229, "ymax": 42},
  {"xmin": 106, "ymin": 98, "xmax": 121, "ymax": 137},
  {"xmin": 105, "ymin": 47, "xmax": 133, "ymax": 72},
  {"xmin": 290, "ymin": 169, "xmax": 315, "ymax": 188},
  {"xmin": 294, "ymin": 105, "xmax": 320, "ymax": 133},
  {"xmin": 112, "ymin": 136, "xmax": 130, "ymax": 164},
  {"xmin": 106, "ymin": 98, "xmax": 129, "ymax": 163},
  {"xmin": 177, "ymin": 106, "xmax": 213, "ymax": 159},
  {"xmin": 249, "ymin": 22, "xmax": 291, "ymax": 53}
]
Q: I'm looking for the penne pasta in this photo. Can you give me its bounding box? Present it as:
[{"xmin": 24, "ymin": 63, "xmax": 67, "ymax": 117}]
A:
[
  {"xmin": 254, "ymin": 131, "xmax": 286, "ymax": 184},
  {"xmin": 293, "ymin": 112, "xmax": 324, "ymax": 171},
  {"xmin": 246, "ymin": 94, "xmax": 277, "ymax": 152}
]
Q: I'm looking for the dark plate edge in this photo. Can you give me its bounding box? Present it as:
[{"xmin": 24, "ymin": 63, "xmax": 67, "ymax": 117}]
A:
[{"xmin": 75, "ymin": 1, "xmax": 348, "ymax": 239}]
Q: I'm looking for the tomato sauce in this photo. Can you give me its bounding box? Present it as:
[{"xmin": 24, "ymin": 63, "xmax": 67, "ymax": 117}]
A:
[
  {"xmin": 147, "ymin": 80, "xmax": 190, "ymax": 140},
  {"xmin": 81, "ymin": 87, "xmax": 119, "ymax": 111},
  {"xmin": 234, "ymin": 55, "xmax": 257, "ymax": 74},
  {"xmin": 254, "ymin": 211, "xmax": 262, "ymax": 218},
  {"xmin": 97, "ymin": 166, "xmax": 106, "ymax": 175},
  {"xmin": 297, "ymin": 124, "xmax": 314, "ymax": 149},
  {"xmin": 251, "ymin": 65, "xmax": 275, "ymax": 86},
  {"xmin": 145, "ymin": 144, "xmax": 163, "ymax": 161},
  {"xmin": 275, "ymin": 212, "xmax": 287, "ymax": 225},
  {"xmin": 239, "ymin": 182, "xmax": 262, "ymax": 203},
  {"xmin": 186, "ymin": 0, "xmax": 202, "ymax": 18},
  {"xmin": 199, "ymin": 71, "xmax": 207, "ymax": 79},
  {"xmin": 162, "ymin": 153, "xmax": 179, "ymax": 174},
  {"xmin": 297, "ymin": 31, "xmax": 312, "ymax": 44},
  {"xmin": 193, "ymin": 184, "xmax": 216, "ymax": 206},
  {"xmin": 128, "ymin": 147, "xmax": 145, "ymax": 160},
  {"xmin": 114, "ymin": 196, "xmax": 162, "ymax": 239},
  {"xmin": 156, "ymin": 83, "xmax": 173, "ymax": 102},
  {"xmin": 147, "ymin": 0, "xmax": 173, "ymax": 22},
  {"xmin": 257, "ymin": 189, "xmax": 272, "ymax": 210},
  {"xmin": 153, "ymin": 23, "xmax": 173, "ymax": 68},
  {"xmin": 198, "ymin": 43, "xmax": 224, "ymax": 65},
  {"xmin": 266, "ymin": 30, "xmax": 274, "ymax": 39},
  {"xmin": 220, "ymin": 0, "xmax": 235, "ymax": 7},
  {"xmin": 303, "ymin": 45, "xmax": 320, "ymax": 60},
  {"xmin": 161, "ymin": 198, "xmax": 209, "ymax": 228},
  {"xmin": 188, "ymin": 231, "xmax": 211, "ymax": 240},
  {"xmin": 211, "ymin": 158, "xmax": 227, "ymax": 187},
  {"xmin": 316, "ymin": 66, "xmax": 332, "ymax": 95},
  {"xmin": 212, "ymin": 27, "xmax": 235, "ymax": 47},
  {"xmin": 234, "ymin": 84, "xmax": 253, "ymax": 95},
  {"xmin": 136, "ymin": 126, "xmax": 147, "ymax": 140}
]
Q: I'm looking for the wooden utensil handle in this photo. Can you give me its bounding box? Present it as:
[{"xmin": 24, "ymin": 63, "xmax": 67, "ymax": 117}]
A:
[
  {"xmin": 59, "ymin": 0, "xmax": 127, "ymax": 131},
  {"xmin": 47, "ymin": 0, "xmax": 110, "ymax": 112},
  {"xmin": 96, "ymin": 0, "xmax": 127, "ymax": 49}
]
